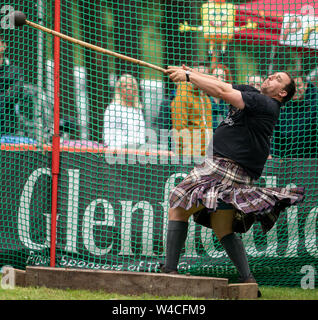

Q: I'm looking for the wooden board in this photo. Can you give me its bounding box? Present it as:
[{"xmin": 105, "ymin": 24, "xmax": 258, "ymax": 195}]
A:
[{"xmin": 19, "ymin": 266, "xmax": 259, "ymax": 299}]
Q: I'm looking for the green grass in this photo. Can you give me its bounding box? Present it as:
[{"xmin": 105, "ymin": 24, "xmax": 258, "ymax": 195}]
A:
[
  {"xmin": 0, "ymin": 286, "xmax": 203, "ymax": 300},
  {"xmin": 0, "ymin": 285, "xmax": 317, "ymax": 300},
  {"xmin": 259, "ymin": 287, "xmax": 318, "ymax": 300}
]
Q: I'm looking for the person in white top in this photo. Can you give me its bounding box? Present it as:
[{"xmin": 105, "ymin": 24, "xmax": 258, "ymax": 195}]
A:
[{"xmin": 103, "ymin": 74, "xmax": 146, "ymax": 148}]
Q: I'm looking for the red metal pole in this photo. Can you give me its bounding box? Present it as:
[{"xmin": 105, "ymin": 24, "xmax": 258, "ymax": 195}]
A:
[{"xmin": 50, "ymin": 0, "xmax": 61, "ymax": 267}]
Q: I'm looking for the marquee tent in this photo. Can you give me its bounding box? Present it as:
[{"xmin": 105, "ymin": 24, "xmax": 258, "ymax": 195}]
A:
[{"xmin": 234, "ymin": 0, "xmax": 318, "ymax": 49}]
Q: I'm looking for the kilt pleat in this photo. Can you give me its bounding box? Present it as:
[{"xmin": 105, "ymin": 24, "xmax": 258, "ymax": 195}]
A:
[{"xmin": 169, "ymin": 155, "xmax": 305, "ymax": 233}]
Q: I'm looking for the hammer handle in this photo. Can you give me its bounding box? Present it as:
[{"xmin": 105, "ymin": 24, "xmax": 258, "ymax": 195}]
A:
[{"xmin": 26, "ymin": 19, "xmax": 166, "ymax": 73}]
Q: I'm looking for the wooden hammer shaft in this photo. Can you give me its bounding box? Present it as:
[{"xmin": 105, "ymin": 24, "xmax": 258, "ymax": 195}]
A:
[{"xmin": 26, "ymin": 19, "xmax": 166, "ymax": 73}]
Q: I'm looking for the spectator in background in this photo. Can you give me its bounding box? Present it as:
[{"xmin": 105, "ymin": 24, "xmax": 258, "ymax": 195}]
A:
[
  {"xmin": 246, "ymin": 74, "xmax": 264, "ymax": 91},
  {"xmin": 210, "ymin": 64, "xmax": 232, "ymax": 131},
  {"xmin": 0, "ymin": 34, "xmax": 24, "ymax": 137},
  {"xmin": 170, "ymin": 62, "xmax": 213, "ymax": 157},
  {"xmin": 272, "ymin": 71, "xmax": 318, "ymax": 158},
  {"xmin": 103, "ymin": 74, "xmax": 146, "ymax": 148},
  {"xmin": 156, "ymin": 86, "xmax": 176, "ymax": 151}
]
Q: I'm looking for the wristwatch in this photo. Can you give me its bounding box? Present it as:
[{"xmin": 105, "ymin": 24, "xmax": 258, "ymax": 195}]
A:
[{"xmin": 185, "ymin": 70, "xmax": 191, "ymax": 82}]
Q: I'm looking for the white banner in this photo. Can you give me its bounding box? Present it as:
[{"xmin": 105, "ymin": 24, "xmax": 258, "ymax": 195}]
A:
[{"xmin": 280, "ymin": 10, "xmax": 318, "ymax": 49}]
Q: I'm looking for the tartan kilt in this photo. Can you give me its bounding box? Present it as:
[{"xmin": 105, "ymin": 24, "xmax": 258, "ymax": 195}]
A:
[{"xmin": 169, "ymin": 155, "xmax": 305, "ymax": 233}]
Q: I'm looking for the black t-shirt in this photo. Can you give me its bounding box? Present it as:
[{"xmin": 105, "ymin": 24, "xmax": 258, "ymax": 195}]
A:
[{"xmin": 207, "ymin": 84, "xmax": 281, "ymax": 179}]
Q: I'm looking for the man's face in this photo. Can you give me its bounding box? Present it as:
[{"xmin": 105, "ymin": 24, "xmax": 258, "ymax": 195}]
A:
[
  {"xmin": 120, "ymin": 78, "xmax": 137, "ymax": 105},
  {"xmin": 212, "ymin": 67, "xmax": 226, "ymax": 81},
  {"xmin": 192, "ymin": 65, "xmax": 211, "ymax": 90},
  {"xmin": 194, "ymin": 65, "xmax": 210, "ymax": 74},
  {"xmin": 0, "ymin": 38, "xmax": 6, "ymax": 55},
  {"xmin": 292, "ymin": 77, "xmax": 307, "ymax": 101},
  {"xmin": 260, "ymin": 72, "xmax": 290, "ymax": 100}
]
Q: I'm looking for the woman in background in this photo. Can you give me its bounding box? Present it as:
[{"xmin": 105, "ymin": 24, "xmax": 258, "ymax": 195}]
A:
[{"xmin": 103, "ymin": 74, "xmax": 146, "ymax": 148}]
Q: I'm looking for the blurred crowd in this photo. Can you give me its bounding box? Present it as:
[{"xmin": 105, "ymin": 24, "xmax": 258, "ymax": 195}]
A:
[{"xmin": 1, "ymin": 31, "xmax": 317, "ymax": 159}]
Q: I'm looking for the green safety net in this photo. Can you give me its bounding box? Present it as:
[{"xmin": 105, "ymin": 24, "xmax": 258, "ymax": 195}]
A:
[{"xmin": 0, "ymin": 0, "xmax": 317, "ymax": 287}]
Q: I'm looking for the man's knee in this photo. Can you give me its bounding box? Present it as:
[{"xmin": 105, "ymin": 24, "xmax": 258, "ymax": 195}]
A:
[
  {"xmin": 168, "ymin": 207, "xmax": 190, "ymax": 221},
  {"xmin": 210, "ymin": 209, "xmax": 235, "ymax": 241},
  {"xmin": 168, "ymin": 204, "xmax": 204, "ymax": 221}
]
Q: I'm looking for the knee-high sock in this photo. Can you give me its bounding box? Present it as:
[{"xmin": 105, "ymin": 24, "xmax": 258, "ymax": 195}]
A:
[
  {"xmin": 164, "ymin": 220, "xmax": 188, "ymax": 271},
  {"xmin": 220, "ymin": 232, "xmax": 252, "ymax": 281}
]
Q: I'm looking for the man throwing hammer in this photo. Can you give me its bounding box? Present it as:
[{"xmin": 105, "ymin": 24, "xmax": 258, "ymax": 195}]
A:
[{"xmin": 162, "ymin": 65, "xmax": 305, "ymax": 294}]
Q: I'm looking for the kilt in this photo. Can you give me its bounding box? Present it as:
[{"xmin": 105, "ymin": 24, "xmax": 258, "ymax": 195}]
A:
[{"xmin": 169, "ymin": 155, "xmax": 305, "ymax": 233}]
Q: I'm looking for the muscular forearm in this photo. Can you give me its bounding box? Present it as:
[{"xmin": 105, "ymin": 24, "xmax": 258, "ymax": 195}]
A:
[
  {"xmin": 166, "ymin": 66, "xmax": 244, "ymax": 110},
  {"xmin": 166, "ymin": 66, "xmax": 231, "ymax": 98},
  {"xmin": 189, "ymin": 72, "xmax": 232, "ymax": 98}
]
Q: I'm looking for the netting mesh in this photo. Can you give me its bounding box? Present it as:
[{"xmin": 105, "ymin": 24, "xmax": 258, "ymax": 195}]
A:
[{"xmin": 0, "ymin": 0, "xmax": 317, "ymax": 287}]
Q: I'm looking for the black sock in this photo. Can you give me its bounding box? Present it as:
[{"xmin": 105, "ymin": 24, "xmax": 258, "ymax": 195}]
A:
[
  {"xmin": 164, "ymin": 220, "xmax": 188, "ymax": 271},
  {"xmin": 220, "ymin": 232, "xmax": 252, "ymax": 281}
]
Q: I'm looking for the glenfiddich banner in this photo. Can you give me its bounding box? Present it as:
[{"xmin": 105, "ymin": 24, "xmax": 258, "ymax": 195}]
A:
[{"xmin": 0, "ymin": 151, "xmax": 317, "ymax": 286}]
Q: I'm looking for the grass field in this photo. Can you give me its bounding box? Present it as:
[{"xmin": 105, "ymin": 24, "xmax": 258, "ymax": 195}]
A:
[{"xmin": 0, "ymin": 284, "xmax": 317, "ymax": 300}]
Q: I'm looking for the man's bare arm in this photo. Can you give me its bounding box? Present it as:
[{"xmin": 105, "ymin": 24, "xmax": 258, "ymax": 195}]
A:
[{"xmin": 166, "ymin": 66, "xmax": 245, "ymax": 110}]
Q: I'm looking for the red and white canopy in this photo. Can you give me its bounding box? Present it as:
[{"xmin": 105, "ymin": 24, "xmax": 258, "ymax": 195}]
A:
[{"xmin": 235, "ymin": 0, "xmax": 318, "ymax": 49}]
